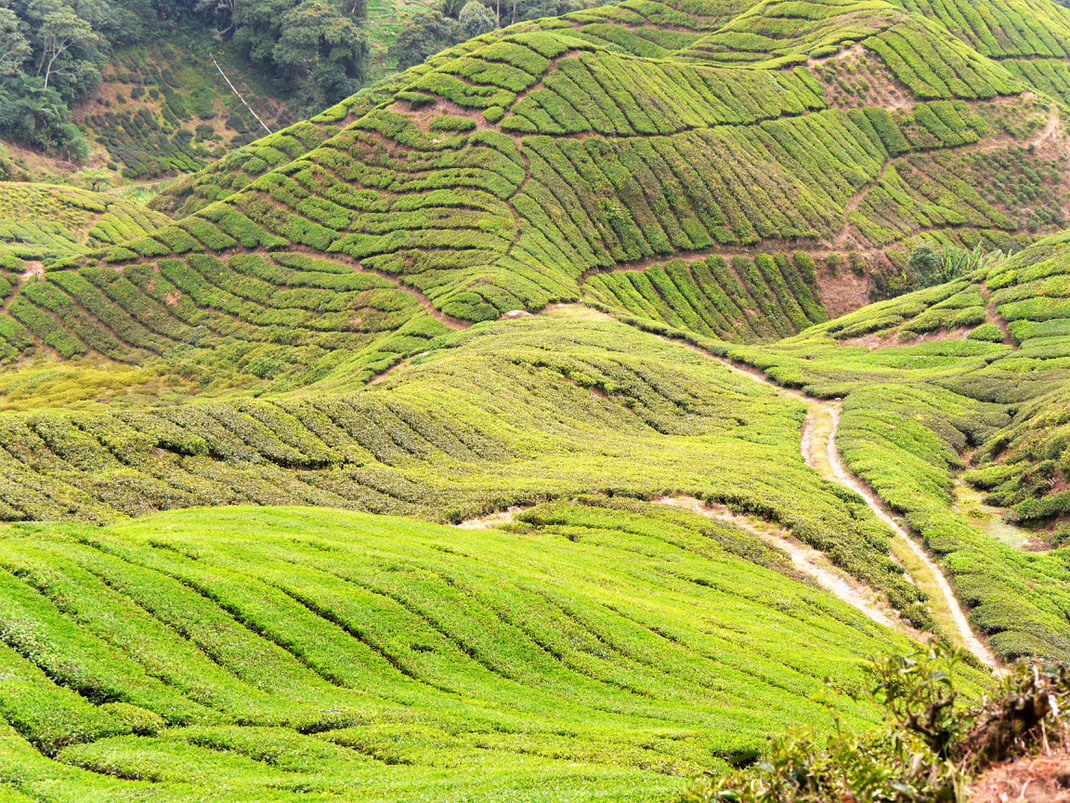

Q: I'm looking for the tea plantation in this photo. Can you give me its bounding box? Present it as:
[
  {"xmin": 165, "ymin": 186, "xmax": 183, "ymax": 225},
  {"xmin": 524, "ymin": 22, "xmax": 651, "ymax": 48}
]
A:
[
  {"xmin": 658, "ymin": 231, "xmax": 1069, "ymax": 662},
  {"xmin": 0, "ymin": 0, "xmax": 1069, "ymax": 797},
  {"xmin": 0, "ymin": 501, "xmax": 929, "ymax": 801},
  {"xmin": 0, "ymin": 185, "xmax": 169, "ymax": 269}
]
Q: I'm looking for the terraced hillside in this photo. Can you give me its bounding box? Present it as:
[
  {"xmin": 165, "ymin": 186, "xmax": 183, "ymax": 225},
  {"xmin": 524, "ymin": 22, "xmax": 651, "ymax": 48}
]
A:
[
  {"xmin": 127, "ymin": 0, "xmax": 1070, "ymax": 342},
  {"xmin": 644, "ymin": 231, "xmax": 1067, "ymax": 661},
  {"xmin": 4, "ymin": 0, "xmax": 1070, "ymax": 797},
  {"xmin": 0, "ymin": 502, "xmax": 924, "ymax": 801},
  {"xmin": 0, "ymin": 0, "xmax": 1061, "ymax": 652},
  {"xmin": 0, "ymin": 184, "xmax": 169, "ymax": 294}
]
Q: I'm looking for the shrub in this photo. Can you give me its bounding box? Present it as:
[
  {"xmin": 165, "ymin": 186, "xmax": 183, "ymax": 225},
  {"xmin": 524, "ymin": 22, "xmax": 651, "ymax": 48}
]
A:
[{"xmin": 679, "ymin": 644, "xmax": 1070, "ymax": 803}]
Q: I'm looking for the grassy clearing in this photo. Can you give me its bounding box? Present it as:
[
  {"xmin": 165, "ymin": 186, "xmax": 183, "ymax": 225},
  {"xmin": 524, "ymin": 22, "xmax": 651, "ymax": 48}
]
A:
[{"xmin": 0, "ymin": 501, "xmax": 919, "ymax": 800}]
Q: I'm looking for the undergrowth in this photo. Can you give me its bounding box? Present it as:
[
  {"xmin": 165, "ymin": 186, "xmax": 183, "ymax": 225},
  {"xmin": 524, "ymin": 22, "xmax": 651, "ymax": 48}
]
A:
[{"xmin": 679, "ymin": 643, "xmax": 1070, "ymax": 802}]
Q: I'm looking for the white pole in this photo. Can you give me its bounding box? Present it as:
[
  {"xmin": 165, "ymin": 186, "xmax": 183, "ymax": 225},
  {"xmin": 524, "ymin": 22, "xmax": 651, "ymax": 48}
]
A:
[{"xmin": 211, "ymin": 57, "xmax": 274, "ymax": 135}]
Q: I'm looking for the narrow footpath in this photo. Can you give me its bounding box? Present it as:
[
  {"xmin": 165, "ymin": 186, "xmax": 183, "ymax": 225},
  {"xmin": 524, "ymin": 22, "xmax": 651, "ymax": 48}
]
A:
[{"xmin": 709, "ymin": 354, "xmax": 1000, "ymax": 671}]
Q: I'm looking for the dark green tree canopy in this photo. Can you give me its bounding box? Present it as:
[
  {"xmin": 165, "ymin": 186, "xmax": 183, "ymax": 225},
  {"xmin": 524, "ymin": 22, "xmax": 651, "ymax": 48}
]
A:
[{"xmin": 388, "ymin": 10, "xmax": 461, "ymax": 70}]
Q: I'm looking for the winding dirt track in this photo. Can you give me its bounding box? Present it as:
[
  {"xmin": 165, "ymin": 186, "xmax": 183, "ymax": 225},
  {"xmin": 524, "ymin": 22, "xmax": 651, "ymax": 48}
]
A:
[
  {"xmin": 656, "ymin": 495, "xmax": 904, "ymax": 631},
  {"xmin": 709, "ymin": 354, "xmax": 1000, "ymax": 671},
  {"xmin": 451, "ymin": 315, "xmax": 1000, "ymax": 671}
]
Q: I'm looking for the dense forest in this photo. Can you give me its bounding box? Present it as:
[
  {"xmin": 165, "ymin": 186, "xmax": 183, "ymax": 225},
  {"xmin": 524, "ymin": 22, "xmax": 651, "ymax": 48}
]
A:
[
  {"xmin": 0, "ymin": 0, "xmax": 603, "ymax": 164},
  {"xmin": 0, "ymin": 0, "xmax": 370, "ymax": 159}
]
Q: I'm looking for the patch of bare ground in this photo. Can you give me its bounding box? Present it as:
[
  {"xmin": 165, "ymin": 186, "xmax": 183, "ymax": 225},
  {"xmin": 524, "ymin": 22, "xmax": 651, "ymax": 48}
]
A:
[
  {"xmin": 392, "ymin": 97, "xmax": 493, "ymax": 132},
  {"xmin": 816, "ymin": 265, "xmax": 871, "ymax": 318},
  {"xmin": 811, "ymin": 44, "xmax": 915, "ymax": 112},
  {"xmin": 973, "ymin": 753, "xmax": 1070, "ymax": 802},
  {"xmin": 560, "ymin": 374, "xmax": 608, "ymax": 398},
  {"xmin": 981, "ymin": 283, "xmax": 1019, "ymax": 348},
  {"xmin": 842, "ymin": 325, "xmax": 974, "ymax": 349},
  {"xmin": 456, "ymin": 507, "xmax": 525, "ymax": 529}
]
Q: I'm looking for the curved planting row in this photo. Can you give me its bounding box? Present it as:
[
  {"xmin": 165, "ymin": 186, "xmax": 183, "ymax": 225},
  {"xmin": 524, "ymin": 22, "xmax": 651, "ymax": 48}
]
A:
[
  {"xmin": 0, "ymin": 318, "xmax": 931, "ymax": 630},
  {"xmin": 0, "ymin": 501, "xmax": 905, "ymax": 800},
  {"xmin": 583, "ymin": 253, "xmax": 827, "ymax": 341},
  {"xmin": 0, "ymin": 249, "xmax": 450, "ymax": 381}
]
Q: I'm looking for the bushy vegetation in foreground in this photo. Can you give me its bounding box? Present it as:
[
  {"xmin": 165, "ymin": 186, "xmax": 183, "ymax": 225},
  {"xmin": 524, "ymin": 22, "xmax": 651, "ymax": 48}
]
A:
[
  {"xmin": 681, "ymin": 643, "xmax": 1066, "ymax": 802},
  {"xmin": 0, "ymin": 501, "xmax": 913, "ymax": 800}
]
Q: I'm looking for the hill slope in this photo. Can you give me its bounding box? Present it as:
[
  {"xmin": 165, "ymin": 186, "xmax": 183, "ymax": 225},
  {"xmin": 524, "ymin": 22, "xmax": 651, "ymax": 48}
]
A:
[
  {"xmin": 5, "ymin": 0, "xmax": 1070, "ymax": 795},
  {"xmin": 0, "ymin": 1, "xmax": 1065, "ymax": 391},
  {"xmin": 0, "ymin": 0, "xmax": 1064, "ymax": 660},
  {"xmin": 656, "ymin": 231, "xmax": 1070, "ymax": 660},
  {"xmin": 0, "ymin": 502, "xmax": 909, "ymax": 801}
]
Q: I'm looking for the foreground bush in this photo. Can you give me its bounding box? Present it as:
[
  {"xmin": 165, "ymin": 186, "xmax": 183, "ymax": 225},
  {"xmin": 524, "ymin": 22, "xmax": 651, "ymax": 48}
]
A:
[{"xmin": 679, "ymin": 643, "xmax": 1070, "ymax": 802}]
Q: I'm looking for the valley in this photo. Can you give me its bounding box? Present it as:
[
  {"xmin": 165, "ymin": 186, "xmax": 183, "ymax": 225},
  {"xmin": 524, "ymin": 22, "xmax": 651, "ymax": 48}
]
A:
[{"xmin": 0, "ymin": 0, "xmax": 1068, "ymax": 797}]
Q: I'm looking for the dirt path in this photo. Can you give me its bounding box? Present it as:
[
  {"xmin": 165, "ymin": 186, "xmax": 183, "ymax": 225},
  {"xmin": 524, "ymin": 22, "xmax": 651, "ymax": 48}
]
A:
[
  {"xmin": 456, "ymin": 509, "xmax": 523, "ymax": 529},
  {"xmin": 455, "ymin": 494, "xmax": 905, "ymax": 632},
  {"xmin": 657, "ymin": 495, "xmax": 905, "ymax": 631},
  {"xmin": 710, "ymin": 354, "xmax": 1000, "ymax": 671}
]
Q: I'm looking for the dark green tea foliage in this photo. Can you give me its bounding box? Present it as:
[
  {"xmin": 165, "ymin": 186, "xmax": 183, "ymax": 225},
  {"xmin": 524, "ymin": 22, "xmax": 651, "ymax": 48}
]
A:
[
  {"xmin": 0, "ymin": 502, "xmax": 909, "ymax": 801},
  {"xmin": 8, "ymin": 4, "xmax": 1067, "ymax": 382},
  {"xmin": 108, "ymin": 0, "xmax": 1070, "ymax": 350},
  {"xmin": 584, "ymin": 254, "xmax": 828, "ymax": 342}
]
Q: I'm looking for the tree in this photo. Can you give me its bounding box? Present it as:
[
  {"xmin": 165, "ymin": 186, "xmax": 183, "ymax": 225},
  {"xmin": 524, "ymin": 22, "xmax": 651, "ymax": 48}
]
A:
[
  {"xmin": 459, "ymin": 0, "xmax": 496, "ymax": 38},
  {"xmin": 0, "ymin": 8, "xmax": 30, "ymax": 77},
  {"xmin": 388, "ymin": 11, "xmax": 461, "ymax": 69},
  {"xmin": 197, "ymin": 0, "xmax": 237, "ymax": 34},
  {"xmin": 907, "ymin": 242, "xmax": 943, "ymax": 287},
  {"xmin": 273, "ymin": 0, "xmax": 367, "ymax": 103},
  {"xmin": 28, "ymin": 0, "xmax": 101, "ymax": 92}
]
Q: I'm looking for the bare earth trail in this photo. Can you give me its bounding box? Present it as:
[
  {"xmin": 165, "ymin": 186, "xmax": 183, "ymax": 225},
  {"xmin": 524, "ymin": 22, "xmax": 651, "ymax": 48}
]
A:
[
  {"xmin": 708, "ymin": 353, "xmax": 1001, "ymax": 671},
  {"xmin": 655, "ymin": 495, "xmax": 906, "ymax": 632},
  {"xmin": 456, "ymin": 495, "xmax": 907, "ymax": 633}
]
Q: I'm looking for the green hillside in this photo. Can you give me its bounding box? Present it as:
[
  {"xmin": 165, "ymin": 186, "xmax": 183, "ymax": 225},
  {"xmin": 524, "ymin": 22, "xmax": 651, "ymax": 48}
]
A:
[
  {"xmin": 0, "ymin": 184, "xmax": 169, "ymax": 273},
  {"xmin": 0, "ymin": 502, "xmax": 918, "ymax": 801},
  {"xmin": 71, "ymin": 40, "xmax": 298, "ymax": 182},
  {"xmin": 658, "ymin": 231, "xmax": 1070, "ymax": 660},
  {"xmin": 4, "ymin": 0, "xmax": 1068, "ymax": 397},
  {"xmin": 4, "ymin": 0, "xmax": 1070, "ymax": 797}
]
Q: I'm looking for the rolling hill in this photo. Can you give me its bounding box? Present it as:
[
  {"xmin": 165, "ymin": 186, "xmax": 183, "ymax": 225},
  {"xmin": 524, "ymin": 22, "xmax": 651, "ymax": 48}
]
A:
[
  {"xmin": 3, "ymin": 0, "xmax": 1070, "ymax": 397},
  {"xmin": 0, "ymin": 502, "xmax": 919, "ymax": 801},
  {"xmin": 1, "ymin": 0, "xmax": 1070, "ymax": 797}
]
